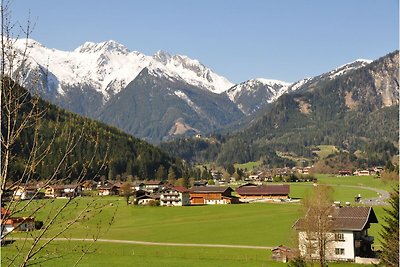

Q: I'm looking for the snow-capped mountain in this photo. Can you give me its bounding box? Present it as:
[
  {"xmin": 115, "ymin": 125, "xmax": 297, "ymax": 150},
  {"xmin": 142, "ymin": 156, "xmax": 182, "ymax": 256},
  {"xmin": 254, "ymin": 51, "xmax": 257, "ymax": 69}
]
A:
[
  {"xmin": 97, "ymin": 67, "xmax": 243, "ymax": 143},
  {"xmin": 12, "ymin": 38, "xmax": 233, "ymax": 116},
  {"xmin": 287, "ymin": 59, "xmax": 372, "ymax": 93},
  {"xmin": 225, "ymin": 78, "xmax": 292, "ymax": 115}
]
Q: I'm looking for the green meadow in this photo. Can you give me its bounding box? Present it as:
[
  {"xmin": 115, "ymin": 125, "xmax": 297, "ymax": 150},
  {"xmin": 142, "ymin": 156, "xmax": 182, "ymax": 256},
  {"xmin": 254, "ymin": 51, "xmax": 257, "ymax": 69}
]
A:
[{"xmin": 3, "ymin": 175, "xmax": 394, "ymax": 266}]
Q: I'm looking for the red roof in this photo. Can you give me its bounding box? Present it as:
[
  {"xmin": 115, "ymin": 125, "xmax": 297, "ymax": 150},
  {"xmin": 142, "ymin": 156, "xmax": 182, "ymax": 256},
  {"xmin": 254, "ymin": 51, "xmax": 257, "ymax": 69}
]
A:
[{"xmin": 236, "ymin": 184, "xmax": 290, "ymax": 196}]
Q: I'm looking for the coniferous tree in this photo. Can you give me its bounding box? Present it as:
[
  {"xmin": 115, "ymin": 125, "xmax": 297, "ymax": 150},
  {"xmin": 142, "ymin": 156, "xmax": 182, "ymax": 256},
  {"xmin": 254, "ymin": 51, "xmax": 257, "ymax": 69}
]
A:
[{"xmin": 379, "ymin": 187, "xmax": 399, "ymax": 267}]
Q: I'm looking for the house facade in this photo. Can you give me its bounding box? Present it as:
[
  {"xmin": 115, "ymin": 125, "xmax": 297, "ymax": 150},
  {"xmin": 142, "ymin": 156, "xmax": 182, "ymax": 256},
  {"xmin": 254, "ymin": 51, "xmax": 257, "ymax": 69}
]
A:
[
  {"xmin": 294, "ymin": 205, "xmax": 378, "ymax": 263},
  {"xmin": 189, "ymin": 186, "xmax": 239, "ymax": 205},
  {"xmin": 160, "ymin": 186, "xmax": 190, "ymax": 206},
  {"xmin": 13, "ymin": 185, "xmax": 38, "ymax": 200}
]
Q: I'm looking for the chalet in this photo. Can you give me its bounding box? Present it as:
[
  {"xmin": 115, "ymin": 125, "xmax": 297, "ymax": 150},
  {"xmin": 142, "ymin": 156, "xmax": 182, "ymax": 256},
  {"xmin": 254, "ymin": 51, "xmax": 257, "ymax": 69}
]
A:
[
  {"xmin": 45, "ymin": 184, "xmax": 82, "ymax": 198},
  {"xmin": 136, "ymin": 194, "xmax": 160, "ymax": 205},
  {"xmin": 133, "ymin": 181, "xmax": 146, "ymax": 191},
  {"xmin": 82, "ymin": 180, "xmax": 97, "ymax": 191},
  {"xmin": 12, "ymin": 185, "xmax": 38, "ymax": 200},
  {"xmin": 353, "ymin": 170, "xmax": 371, "ymax": 176},
  {"xmin": 144, "ymin": 180, "xmax": 163, "ymax": 193},
  {"xmin": 189, "ymin": 186, "xmax": 239, "ymax": 205},
  {"xmin": 1, "ymin": 217, "xmax": 35, "ymax": 235},
  {"xmin": 293, "ymin": 204, "xmax": 379, "ymax": 263},
  {"xmin": 160, "ymin": 186, "xmax": 190, "ymax": 206},
  {"xmin": 236, "ymin": 184, "xmax": 290, "ymax": 201},
  {"xmin": 98, "ymin": 184, "xmax": 120, "ymax": 196}
]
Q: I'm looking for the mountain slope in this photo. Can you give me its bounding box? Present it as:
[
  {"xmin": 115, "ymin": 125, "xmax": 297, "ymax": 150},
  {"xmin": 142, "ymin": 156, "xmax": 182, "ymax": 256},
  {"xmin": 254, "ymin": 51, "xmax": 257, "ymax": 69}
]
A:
[
  {"xmin": 2, "ymin": 78, "xmax": 184, "ymax": 182},
  {"xmin": 214, "ymin": 51, "xmax": 398, "ymax": 164},
  {"xmin": 98, "ymin": 67, "xmax": 244, "ymax": 143},
  {"xmin": 225, "ymin": 78, "xmax": 291, "ymax": 115}
]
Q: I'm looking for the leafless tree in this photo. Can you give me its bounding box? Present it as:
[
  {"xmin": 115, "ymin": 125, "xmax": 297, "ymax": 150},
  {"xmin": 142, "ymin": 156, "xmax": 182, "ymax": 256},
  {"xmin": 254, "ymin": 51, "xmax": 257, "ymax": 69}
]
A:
[
  {"xmin": 295, "ymin": 185, "xmax": 335, "ymax": 267},
  {"xmin": 1, "ymin": 1, "xmax": 114, "ymax": 266}
]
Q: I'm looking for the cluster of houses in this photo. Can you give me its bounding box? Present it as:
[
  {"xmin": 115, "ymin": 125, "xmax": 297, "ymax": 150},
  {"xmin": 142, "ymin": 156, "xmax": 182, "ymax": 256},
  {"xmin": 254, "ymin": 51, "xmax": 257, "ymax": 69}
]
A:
[
  {"xmin": 7, "ymin": 181, "xmax": 291, "ymax": 206},
  {"xmin": 338, "ymin": 167, "xmax": 383, "ymax": 176}
]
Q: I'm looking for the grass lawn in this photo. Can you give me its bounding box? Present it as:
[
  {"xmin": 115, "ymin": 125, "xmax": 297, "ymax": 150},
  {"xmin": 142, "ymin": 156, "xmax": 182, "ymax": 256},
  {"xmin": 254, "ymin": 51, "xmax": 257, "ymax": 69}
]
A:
[
  {"xmin": 314, "ymin": 145, "xmax": 339, "ymax": 159},
  {"xmin": 5, "ymin": 175, "xmax": 392, "ymax": 266},
  {"xmin": 234, "ymin": 161, "xmax": 260, "ymax": 170},
  {"xmin": 1, "ymin": 240, "xmax": 375, "ymax": 267},
  {"xmin": 315, "ymin": 174, "xmax": 398, "ymax": 192},
  {"xmin": 288, "ymin": 183, "xmax": 378, "ymax": 203}
]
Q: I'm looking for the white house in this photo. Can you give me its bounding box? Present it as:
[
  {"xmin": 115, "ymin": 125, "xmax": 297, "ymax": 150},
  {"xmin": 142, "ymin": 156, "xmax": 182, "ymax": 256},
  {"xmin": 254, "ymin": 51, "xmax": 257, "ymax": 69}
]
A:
[
  {"xmin": 13, "ymin": 185, "xmax": 37, "ymax": 200},
  {"xmin": 293, "ymin": 204, "xmax": 378, "ymax": 263},
  {"xmin": 160, "ymin": 186, "xmax": 190, "ymax": 206}
]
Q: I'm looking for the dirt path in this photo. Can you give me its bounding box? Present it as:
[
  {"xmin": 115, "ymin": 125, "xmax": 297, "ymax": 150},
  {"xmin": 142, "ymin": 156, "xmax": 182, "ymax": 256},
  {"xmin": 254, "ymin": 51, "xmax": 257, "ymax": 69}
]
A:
[{"xmin": 8, "ymin": 237, "xmax": 274, "ymax": 250}]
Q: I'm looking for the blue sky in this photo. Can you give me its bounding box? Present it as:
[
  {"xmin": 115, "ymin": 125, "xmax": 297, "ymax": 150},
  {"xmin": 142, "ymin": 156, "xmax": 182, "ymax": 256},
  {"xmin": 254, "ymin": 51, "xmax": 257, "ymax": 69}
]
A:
[{"xmin": 9, "ymin": 0, "xmax": 399, "ymax": 83}]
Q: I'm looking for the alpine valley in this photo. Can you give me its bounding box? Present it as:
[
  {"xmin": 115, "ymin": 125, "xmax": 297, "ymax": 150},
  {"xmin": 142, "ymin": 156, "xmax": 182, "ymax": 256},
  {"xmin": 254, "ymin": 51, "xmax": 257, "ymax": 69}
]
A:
[{"xmin": 13, "ymin": 39, "xmax": 399, "ymax": 159}]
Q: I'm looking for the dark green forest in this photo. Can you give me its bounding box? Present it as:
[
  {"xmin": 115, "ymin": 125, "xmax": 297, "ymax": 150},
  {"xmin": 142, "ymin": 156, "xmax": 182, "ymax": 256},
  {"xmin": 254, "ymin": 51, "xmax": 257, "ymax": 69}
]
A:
[{"xmin": 2, "ymin": 79, "xmax": 184, "ymax": 183}]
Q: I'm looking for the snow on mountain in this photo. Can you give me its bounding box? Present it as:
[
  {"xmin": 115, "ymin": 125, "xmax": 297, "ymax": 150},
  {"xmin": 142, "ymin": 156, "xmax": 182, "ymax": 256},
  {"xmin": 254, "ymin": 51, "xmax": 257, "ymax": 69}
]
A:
[
  {"xmin": 150, "ymin": 50, "xmax": 233, "ymax": 93},
  {"xmin": 226, "ymin": 78, "xmax": 292, "ymax": 114},
  {"xmin": 288, "ymin": 59, "xmax": 372, "ymax": 93},
  {"xmin": 13, "ymin": 39, "xmax": 151, "ymax": 100},
  {"xmin": 327, "ymin": 59, "xmax": 372, "ymax": 79},
  {"xmin": 13, "ymin": 38, "xmax": 233, "ymax": 102}
]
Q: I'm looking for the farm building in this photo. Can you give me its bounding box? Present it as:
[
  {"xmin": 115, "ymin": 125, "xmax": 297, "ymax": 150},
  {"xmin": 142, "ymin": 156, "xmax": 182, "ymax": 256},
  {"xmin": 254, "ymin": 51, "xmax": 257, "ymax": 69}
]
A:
[
  {"xmin": 236, "ymin": 184, "xmax": 290, "ymax": 201},
  {"xmin": 189, "ymin": 186, "xmax": 239, "ymax": 205}
]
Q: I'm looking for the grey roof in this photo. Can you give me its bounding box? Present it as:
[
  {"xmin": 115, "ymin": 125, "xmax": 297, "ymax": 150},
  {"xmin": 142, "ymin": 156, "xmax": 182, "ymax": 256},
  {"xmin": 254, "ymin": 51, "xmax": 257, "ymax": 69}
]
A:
[
  {"xmin": 293, "ymin": 206, "xmax": 378, "ymax": 231},
  {"xmin": 189, "ymin": 186, "xmax": 233, "ymax": 193}
]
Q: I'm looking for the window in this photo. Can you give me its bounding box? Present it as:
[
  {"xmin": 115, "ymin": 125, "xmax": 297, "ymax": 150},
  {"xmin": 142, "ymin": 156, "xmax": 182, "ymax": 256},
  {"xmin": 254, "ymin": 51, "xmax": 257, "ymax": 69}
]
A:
[
  {"xmin": 335, "ymin": 233, "xmax": 345, "ymax": 241},
  {"xmin": 335, "ymin": 248, "xmax": 345, "ymax": 255}
]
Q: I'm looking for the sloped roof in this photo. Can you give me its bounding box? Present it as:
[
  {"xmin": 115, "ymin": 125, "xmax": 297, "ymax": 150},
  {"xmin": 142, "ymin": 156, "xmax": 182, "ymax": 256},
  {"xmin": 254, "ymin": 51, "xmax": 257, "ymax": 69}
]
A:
[
  {"xmin": 190, "ymin": 186, "xmax": 233, "ymax": 193},
  {"xmin": 293, "ymin": 206, "xmax": 378, "ymax": 231},
  {"xmin": 236, "ymin": 184, "xmax": 290, "ymax": 195},
  {"xmin": 161, "ymin": 186, "xmax": 189, "ymax": 193}
]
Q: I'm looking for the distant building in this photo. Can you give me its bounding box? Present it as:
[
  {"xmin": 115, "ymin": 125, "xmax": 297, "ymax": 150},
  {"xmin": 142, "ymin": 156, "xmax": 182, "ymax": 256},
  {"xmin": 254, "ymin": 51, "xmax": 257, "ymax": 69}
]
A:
[
  {"xmin": 338, "ymin": 170, "xmax": 352, "ymax": 176},
  {"xmin": 45, "ymin": 184, "xmax": 82, "ymax": 198}
]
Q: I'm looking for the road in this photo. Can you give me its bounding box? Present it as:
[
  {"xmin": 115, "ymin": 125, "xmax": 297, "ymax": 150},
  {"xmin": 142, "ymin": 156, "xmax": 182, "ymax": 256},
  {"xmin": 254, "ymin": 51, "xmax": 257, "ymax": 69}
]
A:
[{"xmin": 7, "ymin": 237, "xmax": 274, "ymax": 250}]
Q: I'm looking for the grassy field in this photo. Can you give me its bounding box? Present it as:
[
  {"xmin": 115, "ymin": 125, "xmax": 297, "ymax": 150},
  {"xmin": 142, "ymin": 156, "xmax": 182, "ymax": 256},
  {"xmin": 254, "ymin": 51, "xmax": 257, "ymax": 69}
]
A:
[
  {"xmin": 288, "ymin": 183, "xmax": 378, "ymax": 202},
  {"xmin": 4, "ymin": 174, "xmax": 394, "ymax": 266},
  {"xmin": 2, "ymin": 240, "xmax": 376, "ymax": 267},
  {"xmin": 314, "ymin": 145, "xmax": 339, "ymax": 159},
  {"xmin": 234, "ymin": 161, "xmax": 261, "ymax": 170},
  {"xmin": 315, "ymin": 174, "xmax": 397, "ymax": 192}
]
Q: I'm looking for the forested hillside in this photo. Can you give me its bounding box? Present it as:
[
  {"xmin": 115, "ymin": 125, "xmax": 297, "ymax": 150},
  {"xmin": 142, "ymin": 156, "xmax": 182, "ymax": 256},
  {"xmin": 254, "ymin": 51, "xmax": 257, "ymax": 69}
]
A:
[
  {"xmin": 162, "ymin": 51, "xmax": 399, "ymax": 167},
  {"xmin": 2, "ymin": 78, "xmax": 184, "ymax": 183}
]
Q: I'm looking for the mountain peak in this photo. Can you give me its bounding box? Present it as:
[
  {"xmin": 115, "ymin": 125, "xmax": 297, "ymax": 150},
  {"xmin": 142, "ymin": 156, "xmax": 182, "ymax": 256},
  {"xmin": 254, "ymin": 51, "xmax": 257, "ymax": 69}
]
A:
[
  {"xmin": 75, "ymin": 40, "xmax": 130, "ymax": 54},
  {"xmin": 153, "ymin": 50, "xmax": 172, "ymax": 64}
]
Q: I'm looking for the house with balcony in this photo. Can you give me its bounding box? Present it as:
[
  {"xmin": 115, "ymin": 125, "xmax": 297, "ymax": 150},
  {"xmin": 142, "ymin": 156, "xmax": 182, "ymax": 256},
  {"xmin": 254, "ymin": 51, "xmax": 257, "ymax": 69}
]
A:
[
  {"xmin": 160, "ymin": 186, "xmax": 190, "ymax": 206},
  {"xmin": 189, "ymin": 186, "xmax": 239, "ymax": 205},
  {"xmin": 293, "ymin": 204, "xmax": 379, "ymax": 264}
]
